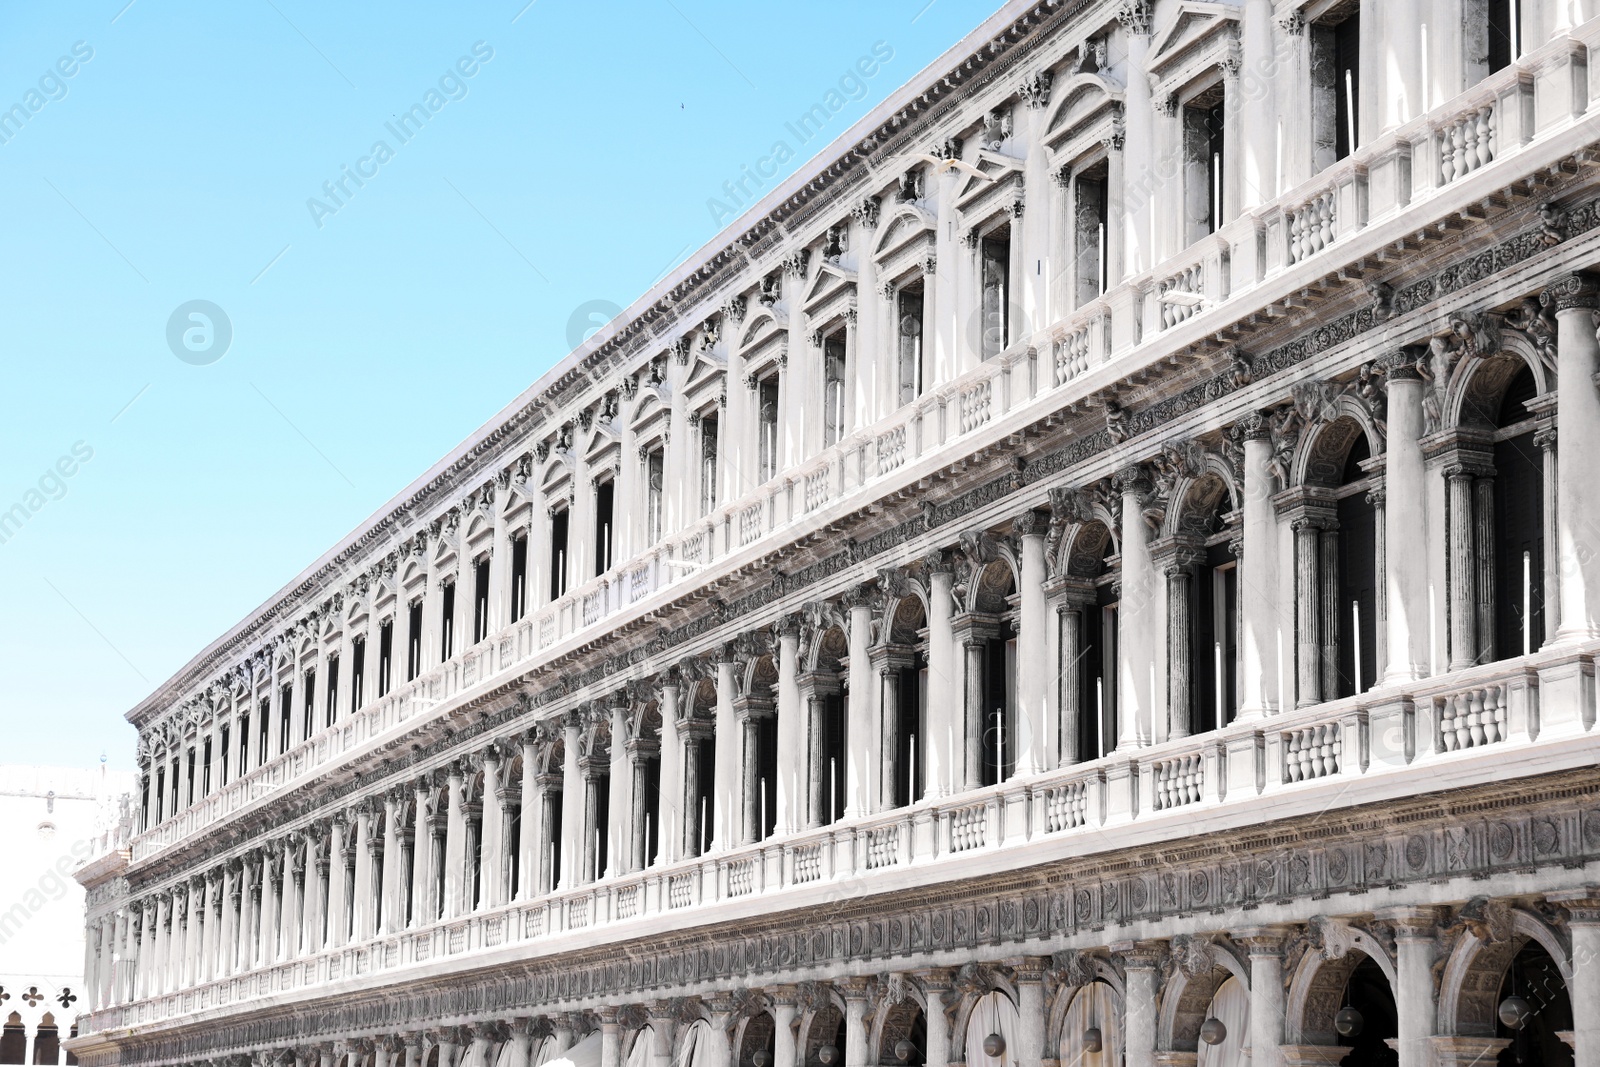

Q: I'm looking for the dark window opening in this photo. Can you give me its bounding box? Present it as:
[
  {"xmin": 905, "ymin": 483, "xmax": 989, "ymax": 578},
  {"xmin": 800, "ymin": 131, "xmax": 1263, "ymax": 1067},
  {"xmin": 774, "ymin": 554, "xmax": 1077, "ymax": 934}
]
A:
[
  {"xmin": 638, "ymin": 756, "xmax": 661, "ymax": 867},
  {"xmin": 1183, "ymin": 88, "xmax": 1226, "ymax": 240},
  {"xmin": 645, "ymin": 450, "xmax": 665, "ymax": 546},
  {"xmin": 467, "ymin": 810, "xmax": 483, "ymax": 908},
  {"xmin": 549, "ymin": 508, "xmax": 570, "ymax": 599},
  {"xmin": 692, "ymin": 735, "xmax": 717, "ymax": 853},
  {"xmin": 1488, "ymin": 0, "xmax": 1518, "ymax": 73},
  {"xmin": 547, "ymin": 793, "xmax": 564, "ymax": 893},
  {"xmin": 590, "ymin": 774, "xmax": 611, "ymax": 882},
  {"xmin": 279, "ymin": 685, "xmax": 293, "ymax": 754},
  {"xmin": 29, "ymin": 1020, "xmax": 56, "ymax": 1066},
  {"xmin": 237, "ymin": 715, "xmax": 250, "ymax": 778},
  {"xmin": 324, "ymin": 655, "xmax": 339, "ymax": 727},
  {"xmin": 1496, "ymin": 367, "xmax": 1545, "ymax": 657},
  {"xmin": 893, "ymin": 657, "xmax": 925, "ymax": 807},
  {"xmin": 473, "ymin": 556, "xmax": 491, "ymax": 643},
  {"xmin": 350, "ymin": 635, "xmax": 366, "ymax": 713},
  {"xmin": 699, "ymin": 416, "xmax": 720, "ymax": 515},
  {"xmin": 378, "ymin": 619, "xmax": 394, "ymax": 697},
  {"xmin": 979, "ymin": 228, "xmax": 1012, "ymax": 359},
  {"xmin": 154, "ymin": 769, "xmax": 165, "ymax": 824},
  {"xmin": 439, "ymin": 580, "xmax": 456, "ymax": 662},
  {"xmin": 1193, "ymin": 542, "xmax": 1240, "ymax": 733},
  {"xmin": 505, "ymin": 806, "xmax": 521, "ymax": 899},
  {"xmin": 821, "ymin": 692, "xmax": 847, "ymax": 825},
  {"xmin": 201, "ymin": 739, "xmax": 212, "ymax": 796},
  {"xmin": 1338, "ymin": 957, "xmax": 1399, "ymax": 1066},
  {"xmin": 219, "ymin": 727, "xmax": 230, "ymax": 787},
  {"xmin": 1312, "ymin": 13, "xmax": 1362, "ymax": 168},
  {"xmin": 141, "ymin": 775, "xmax": 151, "ymax": 829},
  {"xmin": 1080, "ymin": 576, "xmax": 1119, "ymax": 761},
  {"xmin": 302, "ymin": 670, "xmax": 316, "ymax": 740},
  {"xmin": 594, "ymin": 481, "xmax": 615, "ymax": 577},
  {"xmin": 897, "ymin": 283, "xmax": 926, "ymax": 405},
  {"xmin": 510, "ymin": 534, "xmax": 529, "ymax": 621},
  {"xmin": 757, "ymin": 378, "xmax": 780, "ymax": 483},
  {"xmin": 257, "ymin": 698, "xmax": 270, "ymax": 766},
  {"xmin": 1494, "ymin": 940, "xmax": 1574, "ymax": 1066},
  {"xmin": 406, "ymin": 601, "xmax": 423, "ymax": 682},
  {"xmin": 756, "ymin": 712, "xmax": 778, "ymax": 839},
  {"xmin": 1335, "ymin": 439, "xmax": 1379, "ymax": 699},
  {"xmin": 185, "ymin": 750, "xmax": 195, "ymax": 806},
  {"xmin": 981, "ymin": 625, "xmax": 1018, "ymax": 786},
  {"xmin": 1074, "ymin": 167, "xmax": 1110, "ymax": 306},
  {"xmin": 823, "ymin": 334, "xmax": 848, "ymax": 446}
]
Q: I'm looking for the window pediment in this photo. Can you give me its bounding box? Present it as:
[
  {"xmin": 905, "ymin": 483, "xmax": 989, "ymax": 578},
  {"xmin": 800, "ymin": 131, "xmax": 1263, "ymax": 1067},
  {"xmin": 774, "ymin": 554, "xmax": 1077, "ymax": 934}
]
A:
[
  {"xmin": 1146, "ymin": 2, "xmax": 1240, "ymax": 102},
  {"xmin": 954, "ymin": 150, "xmax": 1025, "ymax": 219},
  {"xmin": 1044, "ymin": 74, "xmax": 1124, "ymax": 155}
]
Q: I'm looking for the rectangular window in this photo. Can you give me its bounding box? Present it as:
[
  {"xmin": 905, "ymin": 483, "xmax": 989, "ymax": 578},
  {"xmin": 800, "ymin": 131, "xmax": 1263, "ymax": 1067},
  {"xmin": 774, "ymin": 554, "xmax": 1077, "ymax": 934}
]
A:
[
  {"xmin": 379, "ymin": 618, "xmax": 394, "ymax": 696},
  {"xmin": 510, "ymin": 534, "xmax": 529, "ymax": 622},
  {"xmin": 278, "ymin": 685, "xmax": 292, "ymax": 754},
  {"xmin": 980, "ymin": 230, "xmax": 1011, "ymax": 359},
  {"xmin": 302, "ymin": 670, "xmax": 315, "ymax": 740},
  {"xmin": 1488, "ymin": 0, "xmax": 1518, "ymax": 72},
  {"xmin": 757, "ymin": 378, "xmax": 780, "ymax": 483},
  {"xmin": 236, "ymin": 715, "xmax": 249, "ymax": 777},
  {"xmin": 258, "ymin": 699, "xmax": 270, "ymax": 766},
  {"xmin": 324, "ymin": 656, "xmax": 339, "ymax": 727},
  {"xmin": 645, "ymin": 450, "xmax": 664, "ymax": 547},
  {"xmin": 823, "ymin": 334, "xmax": 848, "ymax": 445},
  {"xmin": 594, "ymin": 480, "xmax": 615, "ymax": 576},
  {"xmin": 473, "ymin": 556, "xmax": 491, "ymax": 643},
  {"xmin": 1183, "ymin": 89, "xmax": 1225, "ymax": 240},
  {"xmin": 439, "ymin": 580, "xmax": 455, "ymax": 662},
  {"xmin": 549, "ymin": 508, "xmax": 570, "ymax": 599},
  {"xmin": 1312, "ymin": 14, "xmax": 1361, "ymax": 169},
  {"xmin": 141, "ymin": 775, "xmax": 151, "ymax": 829},
  {"xmin": 350, "ymin": 635, "xmax": 366, "ymax": 712},
  {"xmin": 186, "ymin": 748, "xmax": 196, "ymax": 806},
  {"xmin": 406, "ymin": 600, "xmax": 423, "ymax": 681},
  {"xmin": 154, "ymin": 768, "xmax": 165, "ymax": 823},
  {"xmin": 896, "ymin": 285, "xmax": 925, "ymax": 405},
  {"xmin": 1074, "ymin": 167, "xmax": 1110, "ymax": 306},
  {"xmin": 699, "ymin": 415, "xmax": 720, "ymax": 515},
  {"xmin": 218, "ymin": 728, "xmax": 229, "ymax": 787},
  {"xmin": 200, "ymin": 740, "xmax": 211, "ymax": 797}
]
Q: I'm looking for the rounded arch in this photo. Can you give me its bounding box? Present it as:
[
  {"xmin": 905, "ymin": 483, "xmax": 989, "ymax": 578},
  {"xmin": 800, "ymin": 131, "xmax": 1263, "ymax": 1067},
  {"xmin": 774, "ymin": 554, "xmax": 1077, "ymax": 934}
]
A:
[
  {"xmin": 966, "ymin": 558, "xmax": 1018, "ymax": 615},
  {"xmin": 1438, "ymin": 910, "xmax": 1572, "ymax": 1036},
  {"xmin": 795, "ymin": 991, "xmax": 847, "ymax": 1067},
  {"xmin": 1055, "ymin": 518, "xmax": 1118, "ymax": 580},
  {"xmin": 883, "ymin": 590, "xmax": 929, "ymax": 648},
  {"xmin": 872, "ymin": 204, "xmax": 937, "ymax": 259},
  {"xmin": 1055, "ymin": 980, "xmax": 1123, "ymax": 1067},
  {"xmin": 958, "ymin": 989, "xmax": 1020, "ymax": 1067},
  {"xmin": 732, "ymin": 1011, "xmax": 776, "ymax": 1067},
  {"xmin": 1044, "ymin": 73, "xmax": 1122, "ymax": 140},
  {"xmin": 1157, "ymin": 948, "xmax": 1250, "ymax": 1051},
  {"xmin": 621, "ymin": 1027, "xmax": 654, "ymax": 1067},
  {"xmin": 1194, "ymin": 977, "xmax": 1249, "ymax": 1067},
  {"xmin": 741, "ymin": 654, "xmax": 779, "ymax": 702},
  {"xmin": 1448, "ymin": 333, "xmax": 1550, "ymax": 433},
  {"xmin": 806, "ymin": 625, "xmax": 850, "ymax": 673},
  {"xmin": 1286, "ymin": 941, "xmax": 1398, "ymax": 1045},
  {"xmin": 1045, "ymin": 960, "xmax": 1126, "ymax": 1056},
  {"xmin": 1293, "ymin": 411, "xmax": 1383, "ymax": 490},
  {"xmin": 868, "ymin": 988, "xmax": 928, "ymax": 1066},
  {"xmin": 736, "ymin": 307, "xmax": 783, "ymax": 353},
  {"xmin": 1163, "ymin": 460, "xmax": 1240, "ymax": 540}
]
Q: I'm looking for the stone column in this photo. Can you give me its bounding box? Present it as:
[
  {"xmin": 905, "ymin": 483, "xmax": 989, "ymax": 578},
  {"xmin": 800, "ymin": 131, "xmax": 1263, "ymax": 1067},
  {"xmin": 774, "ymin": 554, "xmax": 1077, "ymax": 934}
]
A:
[
  {"xmin": 581, "ymin": 759, "xmax": 604, "ymax": 883},
  {"xmin": 381, "ymin": 791, "xmax": 403, "ymax": 932},
  {"xmin": 841, "ymin": 978, "xmax": 871, "ymax": 1067},
  {"xmin": 219, "ymin": 863, "xmax": 240, "ymax": 976},
  {"xmin": 877, "ymin": 659, "xmax": 899, "ymax": 811},
  {"xmin": 738, "ymin": 707, "xmax": 763, "ymax": 843},
  {"xmin": 443, "ymin": 763, "xmax": 466, "ymax": 916},
  {"xmin": 260, "ymin": 852, "xmax": 281, "ymax": 965},
  {"xmin": 608, "ymin": 701, "xmax": 631, "ymax": 878},
  {"xmin": 598, "ymin": 1008, "xmax": 621, "ymax": 1067},
  {"xmin": 1547, "ymin": 888, "xmax": 1600, "ymax": 1067},
  {"xmin": 714, "ymin": 657, "xmax": 739, "ymax": 850},
  {"xmin": 845, "ymin": 590, "xmax": 874, "ymax": 818},
  {"xmin": 1446, "ymin": 465, "xmax": 1479, "ymax": 670},
  {"xmin": 1292, "ymin": 515, "xmax": 1323, "ymax": 706},
  {"xmin": 962, "ymin": 630, "xmax": 987, "ymax": 788},
  {"xmin": 1165, "ymin": 558, "xmax": 1194, "ymax": 740},
  {"xmin": 1016, "ymin": 514, "xmax": 1049, "ymax": 776},
  {"xmin": 1238, "ymin": 419, "xmax": 1279, "ymax": 718},
  {"xmin": 327, "ymin": 817, "xmax": 349, "ymax": 947},
  {"xmin": 628, "ymin": 737, "xmax": 659, "ymax": 870},
  {"xmin": 925, "ymin": 562, "xmax": 956, "ymax": 796},
  {"xmin": 537, "ymin": 776, "xmax": 561, "ymax": 894},
  {"xmin": 657, "ymin": 681, "xmax": 684, "ymax": 865},
  {"xmin": 775, "ymin": 620, "xmax": 802, "ymax": 833},
  {"xmin": 1011, "ymin": 958, "xmax": 1046, "ymax": 1067},
  {"xmin": 1118, "ymin": 941, "xmax": 1164, "ymax": 1067},
  {"xmin": 352, "ymin": 805, "xmax": 374, "ymax": 939},
  {"xmin": 914, "ymin": 970, "xmax": 952, "ymax": 1067},
  {"xmin": 518, "ymin": 732, "xmax": 540, "ymax": 900},
  {"xmin": 1055, "ymin": 591, "xmax": 1089, "ymax": 766},
  {"xmin": 681, "ymin": 718, "xmax": 710, "ymax": 857},
  {"xmin": 1118, "ymin": 6, "xmax": 1155, "ymax": 276},
  {"xmin": 560, "ymin": 716, "xmax": 582, "ymax": 887},
  {"xmin": 481, "ymin": 746, "xmax": 507, "ymax": 908},
  {"xmin": 801, "ymin": 682, "xmax": 826, "ymax": 828},
  {"xmin": 1377, "ymin": 907, "xmax": 1440, "ymax": 1067},
  {"xmin": 1116, "ymin": 467, "xmax": 1155, "ymax": 749},
  {"xmin": 410, "ymin": 779, "xmax": 432, "ymax": 926},
  {"xmin": 1548, "ymin": 277, "xmax": 1600, "ymax": 640},
  {"xmin": 1236, "ymin": 928, "xmax": 1287, "ymax": 1067},
  {"xmin": 1383, "ymin": 355, "xmax": 1430, "ymax": 682}
]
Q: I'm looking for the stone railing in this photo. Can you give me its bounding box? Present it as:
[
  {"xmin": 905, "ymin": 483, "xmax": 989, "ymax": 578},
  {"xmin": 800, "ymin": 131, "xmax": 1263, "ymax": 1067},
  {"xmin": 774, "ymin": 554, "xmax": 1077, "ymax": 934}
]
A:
[
  {"xmin": 120, "ymin": 31, "xmax": 1594, "ymax": 868},
  {"xmin": 90, "ymin": 645, "xmax": 1600, "ymax": 1033}
]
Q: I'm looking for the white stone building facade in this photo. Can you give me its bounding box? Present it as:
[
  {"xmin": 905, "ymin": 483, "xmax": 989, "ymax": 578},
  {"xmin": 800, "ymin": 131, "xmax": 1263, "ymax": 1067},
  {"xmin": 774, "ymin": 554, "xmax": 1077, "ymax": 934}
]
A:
[
  {"xmin": 1, "ymin": 765, "xmax": 135, "ymax": 1066},
  {"xmin": 70, "ymin": 1, "xmax": 1600, "ymax": 1066}
]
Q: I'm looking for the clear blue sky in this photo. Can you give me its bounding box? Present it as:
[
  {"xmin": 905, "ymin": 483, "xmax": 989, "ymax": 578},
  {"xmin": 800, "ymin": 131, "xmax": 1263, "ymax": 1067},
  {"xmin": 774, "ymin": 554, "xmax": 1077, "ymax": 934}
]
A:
[{"xmin": 0, "ymin": 1, "xmax": 996, "ymax": 770}]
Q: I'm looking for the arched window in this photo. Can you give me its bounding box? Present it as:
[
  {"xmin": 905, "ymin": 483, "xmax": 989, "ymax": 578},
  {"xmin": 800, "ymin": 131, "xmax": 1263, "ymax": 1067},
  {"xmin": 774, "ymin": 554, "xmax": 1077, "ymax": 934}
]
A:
[
  {"xmin": 1494, "ymin": 940, "xmax": 1573, "ymax": 1067},
  {"xmin": 0, "ymin": 1014, "xmax": 24, "ymax": 1066},
  {"xmin": 964, "ymin": 991, "xmax": 1019, "ymax": 1067},
  {"xmin": 1492, "ymin": 365, "xmax": 1546, "ymax": 657},
  {"xmin": 34, "ymin": 1013, "xmax": 58, "ymax": 1065},
  {"xmin": 1060, "ymin": 980, "xmax": 1121, "ymax": 1067},
  {"xmin": 1337, "ymin": 956, "xmax": 1398, "ymax": 1067}
]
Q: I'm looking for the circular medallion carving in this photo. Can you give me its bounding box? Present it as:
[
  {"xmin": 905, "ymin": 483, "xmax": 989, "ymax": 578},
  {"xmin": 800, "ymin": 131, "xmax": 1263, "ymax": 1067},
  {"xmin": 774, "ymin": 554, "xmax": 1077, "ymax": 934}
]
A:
[
  {"xmin": 1406, "ymin": 835, "xmax": 1428, "ymax": 870},
  {"xmin": 974, "ymin": 905, "xmax": 991, "ymax": 936},
  {"xmin": 1023, "ymin": 898, "xmax": 1039, "ymax": 928},
  {"xmin": 1189, "ymin": 871, "xmax": 1209, "ymax": 903},
  {"xmin": 1074, "ymin": 889, "xmax": 1091, "ymax": 923},
  {"xmin": 931, "ymin": 913, "xmax": 946, "ymax": 943},
  {"xmin": 1291, "ymin": 855, "xmax": 1311, "ymax": 889},
  {"xmin": 1131, "ymin": 879, "xmax": 1148, "ymax": 910},
  {"xmin": 1533, "ymin": 818, "xmax": 1560, "ymax": 855},
  {"xmin": 1490, "ymin": 822, "xmax": 1515, "ymax": 859},
  {"xmin": 1327, "ymin": 848, "xmax": 1349, "ymax": 884},
  {"xmin": 1256, "ymin": 858, "xmax": 1275, "ymax": 889}
]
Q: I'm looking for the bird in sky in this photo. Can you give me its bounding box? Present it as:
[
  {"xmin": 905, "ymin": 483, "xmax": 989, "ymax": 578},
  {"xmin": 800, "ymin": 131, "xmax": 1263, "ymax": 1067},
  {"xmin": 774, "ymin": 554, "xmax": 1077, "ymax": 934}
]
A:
[{"xmin": 910, "ymin": 152, "xmax": 995, "ymax": 181}]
